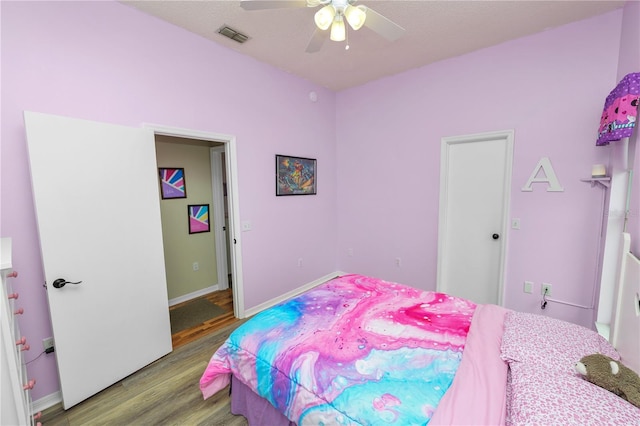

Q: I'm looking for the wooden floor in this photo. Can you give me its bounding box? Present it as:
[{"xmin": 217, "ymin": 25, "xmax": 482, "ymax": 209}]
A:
[
  {"xmin": 171, "ymin": 288, "xmax": 237, "ymax": 349},
  {"xmin": 41, "ymin": 289, "xmax": 247, "ymax": 425}
]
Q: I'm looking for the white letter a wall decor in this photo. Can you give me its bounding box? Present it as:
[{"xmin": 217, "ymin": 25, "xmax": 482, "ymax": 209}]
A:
[{"xmin": 521, "ymin": 157, "xmax": 564, "ymax": 192}]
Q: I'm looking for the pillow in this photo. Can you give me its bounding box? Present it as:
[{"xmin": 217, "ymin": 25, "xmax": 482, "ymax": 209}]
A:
[
  {"xmin": 507, "ymin": 362, "xmax": 640, "ymax": 425},
  {"xmin": 501, "ymin": 311, "xmax": 619, "ymax": 375}
]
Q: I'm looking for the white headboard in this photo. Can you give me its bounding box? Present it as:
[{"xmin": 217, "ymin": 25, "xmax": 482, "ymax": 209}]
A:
[{"xmin": 610, "ymin": 233, "xmax": 640, "ymax": 374}]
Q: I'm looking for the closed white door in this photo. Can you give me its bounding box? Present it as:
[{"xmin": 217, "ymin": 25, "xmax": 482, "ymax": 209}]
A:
[
  {"xmin": 24, "ymin": 111, "xmax": 172, "ymax": 408},
  {"xmin": 437, "ymin": 130, "xmax": 514, "ymax": 305}
]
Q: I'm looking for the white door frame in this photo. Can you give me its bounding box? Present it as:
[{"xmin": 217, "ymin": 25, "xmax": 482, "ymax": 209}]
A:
[
  {"xmin": 145, "ymin": 123, "xmax": 245, "ymax": 318},
  {"xmin": 436, "ymin": 129, "xmax": 514, "ymax": 306},
  {"xmin": 210, "ymin": 147, "xmax": 229, "ymax": 291}
]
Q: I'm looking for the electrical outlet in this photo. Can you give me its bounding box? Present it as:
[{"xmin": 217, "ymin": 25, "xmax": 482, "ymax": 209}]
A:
[
  {"xmin": 298, "ymin": 258, "xmax": 303, "ymax": 267},
  {"xmin": 542, "ymin": 283, "xmax": 552, "ymax": 297},
  {"xmin": 43, "ymin": 337, "xmax": 54, "ymax": 351},
  {"xmin": 395, "ymin": 257, "xmax": 402, "ymax": 267},
  {"xmin": 192, "ymin": 262, "xmax": 199, "ymax": 271}
]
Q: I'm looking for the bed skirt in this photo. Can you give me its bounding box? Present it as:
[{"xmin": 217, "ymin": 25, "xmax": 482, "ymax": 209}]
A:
[{"xmin": 231, "ymin": 375, "xmax": 296, "ymax": 426}]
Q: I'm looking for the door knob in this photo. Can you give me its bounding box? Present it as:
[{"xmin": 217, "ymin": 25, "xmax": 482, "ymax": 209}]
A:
[
  {"xmin": 52, "ymin": 278, "xmax": 83, "ymax": 289},
  {"xmin": 492, "ymin": 233, "xmax": 500, "ymax": 240}
]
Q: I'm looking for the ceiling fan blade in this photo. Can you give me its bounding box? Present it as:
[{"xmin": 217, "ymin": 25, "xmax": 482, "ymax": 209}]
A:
[
  {"xmin": 305, "ymin": 27, "xmax": 327, "ymax": 53},
  {"xmin": 362, "ymin": 7, "xmax": 405, "ymax": 41},
  {"xmin": 240, "ymin": 0, "xmax": 309, "ymax": 11}
]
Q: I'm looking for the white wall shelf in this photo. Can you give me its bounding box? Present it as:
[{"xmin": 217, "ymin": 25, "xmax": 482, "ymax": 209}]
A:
[{"xmin": 580, "ymin": 176, "xmax": 611, "ymax": 188}]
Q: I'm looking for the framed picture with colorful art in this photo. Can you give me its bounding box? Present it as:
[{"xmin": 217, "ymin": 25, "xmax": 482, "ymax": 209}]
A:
[
  {"xmin": 188, "ymin": 204, "xmax": 210, "ymax": 234},
  {"xmin": 275, "ymin": 154, "xmax": 317, "ymax": 196},
  {"xmin": 159, "ymin": 167, "xmax": 187, "ymax": 199}
]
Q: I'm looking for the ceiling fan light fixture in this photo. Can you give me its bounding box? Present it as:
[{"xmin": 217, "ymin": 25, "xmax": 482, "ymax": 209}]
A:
[
  {"xmin": 314, "ymin": 4, "xmax": 335, "ymax": 30},
  {"xmin": 344, "ymin": 4, "xmax": 366, "ymax": 30},
  {"xmin": 330, "ymin": 14, "xmax": 346, "ymax": 41}
]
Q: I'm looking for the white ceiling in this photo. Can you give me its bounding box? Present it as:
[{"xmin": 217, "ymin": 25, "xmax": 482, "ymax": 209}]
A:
[{"xmin": 121, "ymin": 0, "xmax": 625, "ymax": 91}]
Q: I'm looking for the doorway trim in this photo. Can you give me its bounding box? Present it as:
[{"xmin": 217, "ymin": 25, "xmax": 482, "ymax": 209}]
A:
[
  {"xmin": 436, "ymin": 129, "xmax": 514, "ymax": 306},
  {"xmin": 210, "ymin": 147, "xmax": 229, "ymax": 291},
  {"xmin": 144, "ymin": 123, "xmax": 245, "ymax": 318}
]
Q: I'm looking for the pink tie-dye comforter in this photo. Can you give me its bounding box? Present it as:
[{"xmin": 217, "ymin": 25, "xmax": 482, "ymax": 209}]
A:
[{"xmin": 200, "ymin": 274, "xmax": 478, "ymax": 425}]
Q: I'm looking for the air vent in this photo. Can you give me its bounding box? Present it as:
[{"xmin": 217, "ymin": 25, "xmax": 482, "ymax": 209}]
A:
[{"xmin": 217, "ymin": 25, "xmax": 249, "ymax": 44}]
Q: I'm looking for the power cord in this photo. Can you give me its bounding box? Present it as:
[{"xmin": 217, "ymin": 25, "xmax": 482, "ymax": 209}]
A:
[
  {"xmin": 25, "ymin": 346, "xmax": 54, "ymax": 365},
  {"xmin": 541, "ymin": 287, "xmax": 549, "ymax": 310}
]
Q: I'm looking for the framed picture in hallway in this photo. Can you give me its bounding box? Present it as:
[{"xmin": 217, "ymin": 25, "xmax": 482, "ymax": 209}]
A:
[
  {"xmin": 276, "ymin": 154, "xmax": 317, "ymax": 196},
  {"xmin": 159, "ymin": 167, "xmax": 187, "ymax": 199},
  {"xmin": 188, "ymin": 204, "xmax": 210, "ymax": 234}
]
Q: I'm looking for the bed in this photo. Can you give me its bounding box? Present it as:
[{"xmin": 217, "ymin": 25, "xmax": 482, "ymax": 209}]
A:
[{"xmin": 200, "ymin": 234, "xmax": 640, "ymax": 425}]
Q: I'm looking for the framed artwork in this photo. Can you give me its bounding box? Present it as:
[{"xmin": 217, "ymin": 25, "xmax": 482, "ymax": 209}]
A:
[
  {"xmin": 159, "ymin": 167, "xmax": 187, "ymax": 199},
  {"xmin": 188, "ymin": 204, "xmax": 210, "ymax": 234},
  {"xmin": 276, "ymin": 155, "xmax": 317, "ymax": 196}
]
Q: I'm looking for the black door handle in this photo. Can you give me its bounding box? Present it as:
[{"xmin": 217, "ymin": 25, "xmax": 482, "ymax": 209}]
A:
[
  {"xmin": 492, "ymin": 233, "xmax": 500, "ymax": 240},
  {"xmin": 52, "ymin": 278, "xmax": 83, "ymax": 289}
]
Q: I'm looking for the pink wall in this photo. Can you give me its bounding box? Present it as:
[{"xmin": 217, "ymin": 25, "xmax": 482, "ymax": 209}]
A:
[
  {"xmin": 1, "ymin": 1, "xmax": 337, "ymax": 400},
  {"xmin": 336, "ymin": 11, "xmax": 624, "ymax": 328}
]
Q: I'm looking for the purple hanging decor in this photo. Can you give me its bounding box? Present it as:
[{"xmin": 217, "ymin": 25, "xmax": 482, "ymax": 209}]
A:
[{"xmin": 596, "ymin": 72, "xmax": 640, "ymax": 146}]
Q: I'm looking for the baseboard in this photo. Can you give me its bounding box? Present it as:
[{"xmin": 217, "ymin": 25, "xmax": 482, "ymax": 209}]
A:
[
  {"xmin": 243, "ymin": 271, "xmax": 346, "ymax": 318},
  {"xmin": 168, "ymin": 284, "xmax": 219, "ymax": 307},
  {"xmin": 32, "ymin": 391, "xmax": 62, "ymax": 414}
]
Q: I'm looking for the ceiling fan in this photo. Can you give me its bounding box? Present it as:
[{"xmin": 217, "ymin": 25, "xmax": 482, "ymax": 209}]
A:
[{"xmin": 240, "ymin": 0, "xmax": 405, "ymax": 53}]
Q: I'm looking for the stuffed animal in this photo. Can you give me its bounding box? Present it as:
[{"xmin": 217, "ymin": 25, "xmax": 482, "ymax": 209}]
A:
[{"xmin": 575, "ymin": 354, "xmax": 640, "ymax": 409}]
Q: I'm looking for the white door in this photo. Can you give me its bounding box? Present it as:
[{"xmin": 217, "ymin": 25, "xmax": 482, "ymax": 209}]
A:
[
  {"xmin": 24, "ymin": 111, "xmax": 172, "ymax": 409},
  {"xmin": 210, "ymin": 148, "xmax": 229, "ymax": 290},
  {"xmin": 437, "ymin": 130, "xmax": 514, "ymax": 305}
]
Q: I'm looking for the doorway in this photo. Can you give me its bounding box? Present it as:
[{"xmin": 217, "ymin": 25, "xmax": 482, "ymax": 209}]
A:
[
  {"xmin": 155, "ymin": 137, "xmax": 234, "ymax": 346},
  {"xmin": 436, "ymin": 129, "xmax": 514, "ymax": 305},
  {"xmin": 155, "ymin": 137, "xmax": 230, "ymax": 303},
  {"xmin": 147, "ymin": 123, "xmax": 245, "ymax": 320}
]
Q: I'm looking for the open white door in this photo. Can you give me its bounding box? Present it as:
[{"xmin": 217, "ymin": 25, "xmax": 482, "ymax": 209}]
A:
[
  {"xmin": 24, "ymin": 111, "xmax": 172, "ymax": 408},
  {"xmin": 210, "ymin": 147, "xmax": 229, "ymax": 290}
]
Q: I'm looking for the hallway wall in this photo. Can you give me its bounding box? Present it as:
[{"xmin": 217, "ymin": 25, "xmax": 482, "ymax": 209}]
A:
[{"xmin": 156, "ymin": 140, "xmax": 218, "ymax": 301}]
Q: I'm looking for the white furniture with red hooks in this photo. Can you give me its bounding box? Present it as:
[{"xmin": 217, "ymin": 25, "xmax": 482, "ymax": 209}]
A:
[{"xmin": 1, "ymin": 238, "xmax": 40, "ymax": 425}]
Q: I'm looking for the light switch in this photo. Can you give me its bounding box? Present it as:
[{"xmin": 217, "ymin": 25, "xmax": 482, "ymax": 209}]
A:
[
  {"xmin": 512, "ymin": 218, "xmax": 521, "ymax": 229},
  {"xmin": 241, "ymin": 221, "xmax": 252, "ymax": 231}
]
